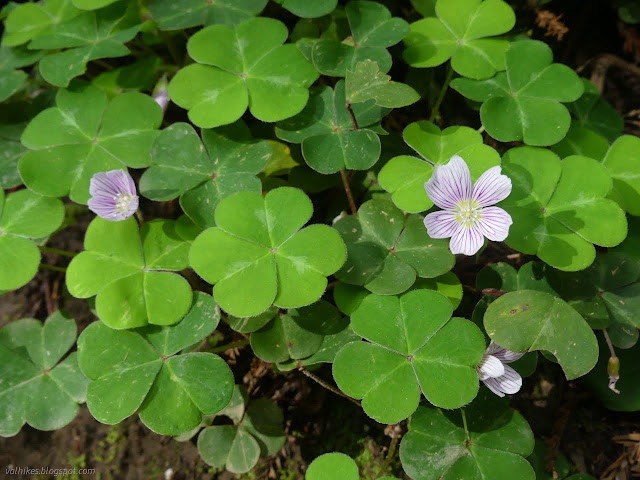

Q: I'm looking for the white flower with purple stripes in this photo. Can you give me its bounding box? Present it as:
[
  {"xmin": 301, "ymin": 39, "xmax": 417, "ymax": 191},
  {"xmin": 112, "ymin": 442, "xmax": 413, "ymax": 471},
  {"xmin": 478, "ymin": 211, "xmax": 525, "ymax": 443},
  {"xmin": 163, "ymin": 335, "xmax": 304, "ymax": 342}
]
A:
[
  {"xmin": 476, "ymin": 341, "xmax": 523, "ymax": 397},
  {"xmin": 87, "ymin": 169, "xmax": 139, "ymax": 221},
  {"xmin": 424, "ymin": 155, "xmax": 513, "ymax": 256}
]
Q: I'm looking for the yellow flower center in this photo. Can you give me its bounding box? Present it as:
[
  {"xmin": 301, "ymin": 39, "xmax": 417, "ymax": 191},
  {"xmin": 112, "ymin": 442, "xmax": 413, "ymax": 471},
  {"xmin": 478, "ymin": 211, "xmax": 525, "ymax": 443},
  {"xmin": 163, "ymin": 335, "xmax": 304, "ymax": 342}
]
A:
[
  {"xmin": 115, "ymin": 193, "xmax": 133, "ymax": 212},
  {"xmin": 455, "ymin": 200, "xmax": 482, "ymax": 228}
]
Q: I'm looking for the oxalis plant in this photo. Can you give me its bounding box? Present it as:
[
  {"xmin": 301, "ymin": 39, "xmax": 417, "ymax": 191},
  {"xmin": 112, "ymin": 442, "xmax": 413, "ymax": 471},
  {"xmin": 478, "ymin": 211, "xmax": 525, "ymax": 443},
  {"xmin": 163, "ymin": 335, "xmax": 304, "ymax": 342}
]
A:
[{"xmin": 0, "ymin": 0, "xmax": 639, "ymax": 478}]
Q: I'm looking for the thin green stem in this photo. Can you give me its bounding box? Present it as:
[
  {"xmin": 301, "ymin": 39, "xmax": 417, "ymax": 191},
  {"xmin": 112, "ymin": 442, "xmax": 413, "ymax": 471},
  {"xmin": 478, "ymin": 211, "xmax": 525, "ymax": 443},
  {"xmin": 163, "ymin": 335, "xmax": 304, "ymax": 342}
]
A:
[
  {"xmin": 39, "ymin": 246, "xmax": 77, "ymax": 258},
  {"xmin": 380, "ymin": 428, "xmax": 400, "ymax": 475},
  {"xmin": 207, "ymin": 338, "xmax": 250, "ymax": 354},
  {"xmin": 461, "ymin": 408, "xmax": 471, "ymax": 445},
  {"xmin": 428, "ymin": 64, "xmax": 454, "ymax": 123},
  {"xmin": 299, "ymin": 367, "xmax": 361, "ymax": 407},
  {"xmin": 40, "ymin": 263, "xmax": 66, "ymax": 273}
]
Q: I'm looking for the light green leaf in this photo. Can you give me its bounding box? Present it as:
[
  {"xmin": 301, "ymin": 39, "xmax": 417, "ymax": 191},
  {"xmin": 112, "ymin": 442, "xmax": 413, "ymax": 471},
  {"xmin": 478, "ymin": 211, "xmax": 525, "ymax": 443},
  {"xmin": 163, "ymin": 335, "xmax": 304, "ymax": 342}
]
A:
[
  {"xmin": 567, "ymin": 79, "xmax": 624, "ymax": 143},
  {"xmin": 306, "ymin": 453, "xmax": 359, "ymax": 480},
  {"xmin": 275, "ymin": 0, "xmax": 337, "ymax": 18},
  {"xmin": 345, "ymin": 59, "xmax": 420, "ymax": 108},
  {"xmin": 149, "ymin": 0, "xmax": 268, "ymax": 30},
  {"xmin": 2, "ymin": 0, "xmax": 81, "ymax": 47},
  {"xmin": 602, "ymin": 135, "xmax": 640, "ymax": 216},
  {"xmin": 550, "ymin": 124, "xmax": 609, "ymax": 161}
]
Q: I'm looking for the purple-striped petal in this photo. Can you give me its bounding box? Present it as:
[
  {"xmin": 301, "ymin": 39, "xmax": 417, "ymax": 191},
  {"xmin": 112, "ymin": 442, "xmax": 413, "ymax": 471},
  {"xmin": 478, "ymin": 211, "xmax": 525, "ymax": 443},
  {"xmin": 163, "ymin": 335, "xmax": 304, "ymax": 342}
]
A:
[
  {"xmin": 449, "ymin": 223, "xmax": 484, "ymax": 256},
  {"xmin": 471, "ymin": 165, "xmax": 512, "ymax": 207},
  {"xmin": 483, "ymin": 365, "xmax": 522, "ymax": 397},
  {"xmin": 423, "ymin": 210, "xmax": 458, "ymax": 239},
  {"xmin": 483, "ymin": 376, "xmax": 506, "ymax": 397},
  {"xmin": 477, "ymin": 354, "xmax": 504, "ymax": 380},
  {"xmin": 486, "ymin": 341, "xmax": 525, "ymax": 363},
  {"xmin": 424, "ymin": 155, "xmax": 472, "ymax": 209},
  {"xmin": 88, "ymin": 169, "xmax": 138, "ymax": 222},
  {"xmin": 477, "ymin": 207, "xmax": 512, "ymax": 242}
]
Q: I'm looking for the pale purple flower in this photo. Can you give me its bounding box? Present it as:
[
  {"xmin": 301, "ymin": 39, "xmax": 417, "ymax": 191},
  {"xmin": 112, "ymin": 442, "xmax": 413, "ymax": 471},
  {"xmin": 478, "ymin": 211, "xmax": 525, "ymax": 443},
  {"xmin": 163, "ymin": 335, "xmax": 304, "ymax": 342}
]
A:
[
  {"xmin": 87, "ymin": 169, "xmax": 138, "ymax": 221},
  {"xmin": 424, "ymin": 155, "xmax": 513, "ymax": 256},
  {"xmin": 476, "ymin": 341, "xmax": 523, "ymax": 397}
]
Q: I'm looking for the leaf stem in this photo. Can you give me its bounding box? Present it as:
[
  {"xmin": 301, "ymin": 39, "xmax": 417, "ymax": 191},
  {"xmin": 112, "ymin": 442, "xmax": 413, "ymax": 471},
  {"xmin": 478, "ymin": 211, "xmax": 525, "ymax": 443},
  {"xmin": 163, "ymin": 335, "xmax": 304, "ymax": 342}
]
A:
[
  {"xmin": 345, "ymin": 102, "xmax": 360, "ymax": 130},
  {"xmin": 39, "ymin": 246, "xmax": 77, "ymax": 258},
  {"xmin": 461, "ymin": 408, "xmax": 471, "ymax": 446},
  {"xmin": 340, "ymin": 169, "xmax": 358, "ymax": 216},
  {"xmin": 40, "ymin": 263, "xmax": 66, "ymax": 273},
  {"xmin": 207, "ymin": 338, "xmax": 250, "ymax": 354},
  {"xmin": 428, "ymin": 64, "xmax": 454, "ymax": 124},
  {"xmin": 380, "ymin": 426, "xmax": 401, "ymax": 475},
  {"xmin": 298, "ymin": 366, "xmax": 361, "ymax": 407}
]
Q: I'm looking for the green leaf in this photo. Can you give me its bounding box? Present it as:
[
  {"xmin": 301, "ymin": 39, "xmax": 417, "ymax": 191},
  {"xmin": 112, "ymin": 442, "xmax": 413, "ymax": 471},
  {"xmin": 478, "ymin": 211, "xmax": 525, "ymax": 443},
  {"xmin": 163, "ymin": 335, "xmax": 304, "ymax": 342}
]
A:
[
  {"xmin": 227, "ymin": 306, "xmax": 279, "ymax": 334},
  {"xmin": 275, "ymin": 0, "xmax": 337, "ymax": 18},
  {"xmin": 451, "ymin": 40, "xmax": 584, "ymax": 145},
  {"xmin": 92, "ymin": 56, "xmax": 161, "ymax": 99},
  {"xmin": 345, "ymin": 60, "xmax": 420, "ymax": 108},
  {"xmin": 170, "ymin": 17, "xmax": 319, "ymax": 128},
  {"xmin": 404, "ymin": 0, "xmax": 515, "ymax": 79},
  {"xmin": 190, "ymin": 187, "xmax": 346, "ymax": 317},
  {"xmin": 31, "ymin": 2, "xmax": 142, "ymax": 87},
  {"xmin": 66, "ymin": 218, "xmax": 192, "ymax": 328},
  {"xmin": 20, "ymin": 85, "xmax": 162, "ymax": 204},
  {"xmin": 550, "ymin": 124, "xmax": 609, "ymax": 161},
  {"xmin": 399, "ymin": 389, "xmax": 535, "ymax": 480},
  {"xmin": 484, "ymin": 290, "xmax": 599, "ymax": 379},
  {"xmin": 333, "ymin": 290, "xmax": 485, "ymax": 423},
  {"xmin": 334, "ymin": 198, "xmax": 454, "ymax": 294},
  {"xmin": 77, "ymin": 294, "xmax": 233, "ymax": 435},
  {"xmin": 149, "ymin": 0, "xmax": 268, "ymax": 30},
  {"xmin": 501, "ymin": 147, "xmax": 628, "ymax": 271},
  {"xmin": 0, "ymin": 45, "xmax": 43, "ymax": 102},
  {"xmin": 198, "ymin": 425, "xmax": 261, "ymax": 473},
  {"xmin": 275, "ymin": 81, "xmax": 386, "ymax": 174},
  {"xmin": 71, "ymin": 0, "xmax": 120, "ymax": 9},
  {"xmin": 378, "ymin": 121, "xmax": 500, "ymax": 212},
  {"xmin": 0, "ymin": 189, "xmax": 64, "ymax": 291},
  {"xmin": 306, "ymin": 453, "xmax": 359, "ymax": 480},
  {"xmin": 0, "ymin": 311, "xmax": 89, "ymax": 436},
  {"xmin": 310, "ymin": 1, "xmax": 409, "ymax": 77},
  {"xmin": 2, "ymin": 0, "xmax": 81, "ymax": 47},
  {"xmin": 567, "ymin": 79, "xmax": 624, "ymax": 143},
  {"xmin": 141, "ymin": 121, "xmax": 271, "ymax": 229},
  {"xmin": 602, "ymin": 135, "xmax": 640, "ymax": 216}
]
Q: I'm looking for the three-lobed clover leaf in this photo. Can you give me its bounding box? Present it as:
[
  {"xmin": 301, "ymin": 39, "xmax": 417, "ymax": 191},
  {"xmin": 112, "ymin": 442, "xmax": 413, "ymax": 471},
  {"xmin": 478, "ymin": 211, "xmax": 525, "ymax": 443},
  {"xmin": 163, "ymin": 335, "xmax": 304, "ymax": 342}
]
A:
[
  {"xmin": 189, "ymin": 187, "xmax": 346, "ymax": 317},
  {"xmin": 0, "ymin": 188, "xmax": 64, "ymax": 291},
  {"xmin": 169, "ymin": 17, "xmax": 319, "ymax": 128},
  {"xmin": 334, "ymin": 198, "xmax": 455, "ymax": 295},
  {"xmin": 404, "ymin": 0, "xmax": 516, "ymax": 79},
  {"xmin": 66, "ymin": 217, "xmax": 193, "ymax": 329},
  {"xmin": 483, "ymin": 289, "xmax": 598, "ymax": 379},
  {"xmin": 197, "ymin": 385, "xmax": 285, "ymax": 474},
  {"xmin": 310, "ymin": 1, "xmax": 409, "ymax": 77},
  {"xmin": 602, "ymin": 135, "xmax": 640, "ymax": 216},
  {"xmin": 567, "ymin": 79, "xmax": 624, "ymax": 143},
  {"xmin": 333, "ymin": 289, "xmax": 486, "ymax": 424},
  {"xmin": 149, "ymin": 0, "xmax": 268, "ymax": 30},
  {"xmin": 77, "ymin": 292, "xmax": 235, "ymax": 436},
  {"xmin": 399, "ymin": 389, "xmax": 535, "ymax": 480},
  {"xmin": 451, "ymin": 40, "xmax": 584, "ymax": 146},
  {"xmin": 305, "ymin": 452, "xmax": 399, "ymax": 480},
  {"xmin": 19, "ymin": 84, "xmax": 162, "ymax": 204},
  {"xmin": 275, "ymin": 81, "xmax": 387, "ymax": 174},
  {"xmin": 0, "ymin": 45, "xmax": 43, "ymax": 102},
  {"xmin": 275, "ymin": 0, "xmax": 337, "ymax": 18},
  {"xmin": 378, "ymin": 121, "xmax": 500, "ymax": 213},
  {"xmin": 0, "ymin": 311, "xmax": 89, "ymax": 437},
  {"xmin": 345, "ymin": 60, "xmax": 420, "ymax": 108},
  {"xmin": 140, "ymin": 121, "xmax": 271, "ymax": 228},
  {"xmin": 28, "ymin": 2, "xmax": 142, "ymax": 87},
  {"xmin": 500, "ymin": 147, "xmax": 627, "ymax": 271},
  {"xmin": 2, "ymin": 0, "xmax": 81, "ymax": 47}
]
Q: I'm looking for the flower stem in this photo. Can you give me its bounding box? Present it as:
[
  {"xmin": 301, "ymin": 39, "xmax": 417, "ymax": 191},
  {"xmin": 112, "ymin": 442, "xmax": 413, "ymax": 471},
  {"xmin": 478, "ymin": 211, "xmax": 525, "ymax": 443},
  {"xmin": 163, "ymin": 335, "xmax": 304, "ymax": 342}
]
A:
[
  {"xmin": 39, "ymin": 246, "xmax": 77, "ymax": 258},
  {"xmin": 298, "ymin": 366, "xmax": 361, "ymax": 407},
  {"xmin": 380, "ymin": 427, "xmax": 401, "ymax": 475},
  {"xmin": 207, "ymin": 338, "xmax": 250, "ymax": 354},
  {"xmin": 40, "ymin": 263, "xmax": 66, "ymax": 273},
  {"xmin": 340, "ymin": 169, "xmax": 358, "ymax": 216},
  {"xmin": 428, "ymin": 64, "xmax": 454, "ymax": 123}
]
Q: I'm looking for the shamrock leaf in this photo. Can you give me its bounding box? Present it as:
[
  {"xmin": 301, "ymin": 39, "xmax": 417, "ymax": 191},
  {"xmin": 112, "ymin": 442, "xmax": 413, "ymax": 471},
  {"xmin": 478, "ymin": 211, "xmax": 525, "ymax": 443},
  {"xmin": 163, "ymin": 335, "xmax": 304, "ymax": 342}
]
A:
[
  {"xmin": 77, "ymin": 292, "xmax": 234, "ymax": 435},
  {"xmin": 140, "ymin": 121, "xmax": 271, "ymax": 228},
  {"xmin": 169, "ymin": 17, "xmax": 318, "ymax": 128},
  {"xmin": 378, "ymin": 121, "xmax": 500, "ymax": 213},
  {"xmin": 275, "ymin": 0, "xmax": 338, "ymax": 18},
  {"xmin": 28, "ymin": 2, "xmax": 142, "ymax": 87},
  {"xmin": 197, "ymin": 385, "xmax": 285, "ymax": 474},
  {"xmin": 311, "ymin": 0, "xmax": 409, "ymax": 77},
  {"xmin": 399, "ymin": 390, "xmax": 535, "ymax": 480},
  {"xmin": 189, "ymin": 187, "xmax": 346, "ymax": 317},
  {"xmin": 275, "ymin": 81, "xmax": 386, "ymax": 174},
  {"xmin": 501, "ymin": 147, "xmax": 627, "ymax": 271},
  {"xmin": 66, "ymin": 217, "xmax": 193, "ymax": 329},
  {"xmin": 567, "ymin": 79, "xmax": 624, "ymax": 143},
  {"xmin": 602, "ymin": 135, "xmax": 640, "ymax": 216},
  {"xmin": 0, "ymin": 311, "xmax": 89, "ymax": 437},
  {"xmin": 484, "ymin": 289, "xmax": 598, "ymax": 379},
  {"xmin": 149, "ymin": 0, "xmax": 268, "ymax": 30},
  {"xmin": 334, "ymin": 198, "xmax": 454, "ymax": 295},
  {"xmin": 451, "ymin": 40, "xmax": 584, "ymax": 146},
  {"xmin": 404, "ymin": 0, "xmax": 516, "ymax": 79},
  {"xmin": 333, "ymin": 290, "xmax": 485, "ymax": 423},
  {"xmin": 92, "ymin": 56, "xmax": 162, "ymax": 99},
  {"xmin": 250, "ymin": 300, "xmax": 345, "ymax": 363},
  {"xmin": 2, "ymin": 0, "xmax": 81, "ymax": 47},
  {"xmin": 0, "ymin": 45, "xmax": 43, "ymax": 102},
  {"xmin": 19, "ymin": 85, "xmax": 162, "ymax": 204},
  {"xmin": 550, "ymin": 124, "xmax": 610, "ymax": 162},
  {"xmin": 0, "ymin": 189, "xmax": 64, "ymax": 291},
  {"xmin": 306, "ymin": 453, "xmax": 359, "ymax": 480},
  {"xmin": 345, "ymin": 60, "xmax": 420, "ymax": 108}
]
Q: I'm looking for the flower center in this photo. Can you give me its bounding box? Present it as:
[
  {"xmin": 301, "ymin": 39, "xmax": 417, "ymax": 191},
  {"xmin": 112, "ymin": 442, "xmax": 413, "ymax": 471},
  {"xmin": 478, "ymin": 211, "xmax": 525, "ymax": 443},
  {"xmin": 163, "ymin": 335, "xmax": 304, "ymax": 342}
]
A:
[
  {"xmin": 115, "ymin": 193, "xmax": 133, "ymax": 212},
  {"xmin": 454, "ymin": 200, "xmax": 481, "ymax": 228}
]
